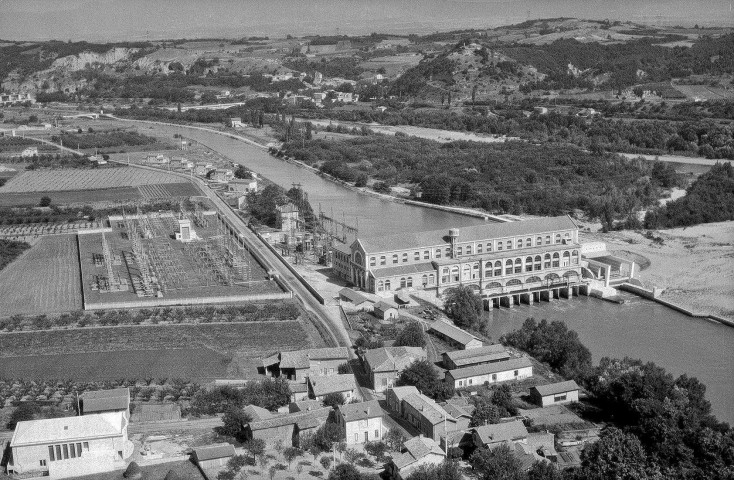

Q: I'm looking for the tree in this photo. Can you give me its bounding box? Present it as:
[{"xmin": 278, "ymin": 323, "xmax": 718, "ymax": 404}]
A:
[
  {"xmin": 323, "ymin": 392, "xmax": 346, "ymax": 409},
  {"xmin": 394, "ymin": 322, "xmax": 426, "ymax": 348},
  {"xmin": 221, "ymin": 407, "xmax": 251, "ymax": 439},
  {"xmin": 405, "ymin": 460, "xmax": 464, "ymax": 480},
  {"xmin": 344, "ymin": 448, "xmax": 366, "ymax": 465},
  {"xmin": 39, "ymin": 196, "xmax": 52, "ymax": 207},
  {"xmin": 123, "ymin": 462, "xmax": 142, "ymax": 479},
  {"xmin": 397, "ymin": 359, "xmax": 454, "ymax": 401},
  {"xmin": 283, "ymin": 446, "xmax": 301, "ymax": 469},
  {"xmin": 243, "ymin": 438, "xmax": 265, "ymax": 463},
  {"xmin": 469, "ymin": 397, "xmax": 500, "ymax": 427},
  {"xmin": 315, "ymin": 422, "xmax": 345, "ymax": 451},
  {"xmin": 469, "ymin": 443, "xmax": 524, "ymax": 480},
  {"xmin": 234, "ymin": 165, "xmax": 252, "ymax": 179},
  {"xmin": 443, "ymin": 286, "xmax": 482, "ymax": 329},
  {"xmin": 328, "ymin": 463, "xmax": 362, "ymax": 480},
  {"xmin": 6, "ymin": 402, "xmax": 41, "ymax": 429},
  {"xmin": 385, "ymin": 427, "xmax": 406, "ymax": 452},
  {"xmin": 527, "ymin": 461, "xmax": 565, "ymax": 480},
  {"xmin": 578, "ymin": 427, "xmax": 657, "ymax": 480}
]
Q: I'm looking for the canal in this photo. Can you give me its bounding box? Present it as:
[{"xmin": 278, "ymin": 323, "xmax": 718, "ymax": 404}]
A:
[{"xmin": 136, "ymin": 121, "xmax": 734, "ymax": 425}]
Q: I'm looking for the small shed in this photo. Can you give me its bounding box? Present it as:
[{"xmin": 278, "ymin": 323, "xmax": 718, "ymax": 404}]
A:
[
  {"xmin": 192, "ymin": 443, "xmax": 236, "ymax": 469},
  {"xmin": 394, "ymin": 291, "xmax": 411, "ymax": 308},
  {"xmin": 530, "ymin": 380, "xmax": 580, "ymax": 407},
  {"xmin": 429, "ymin": 320, "xmax": 482, "ymax": 350},
  {"xmin": 374, "ymin": 300, "xmax": 399, "ymax": 320}
]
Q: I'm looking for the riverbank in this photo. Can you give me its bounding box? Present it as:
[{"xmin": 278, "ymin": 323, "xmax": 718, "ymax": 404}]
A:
[{"xmin": 583, "ymin": 221, "xmax": 734, "ymax": 321}]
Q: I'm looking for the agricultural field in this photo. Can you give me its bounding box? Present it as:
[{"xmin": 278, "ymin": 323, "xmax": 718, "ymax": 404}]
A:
[
  {"xmin": 138, "ymin": 182, "xmax": 200, "ymax": 200},
  {"xmin": 0, "ymin": 322, "xmax": 319, "ymax": 381},
  {"xmin": 673, "ymin": 84, "xmax": 734, "ymax": 101},
  {"xmin": 0, "ymin": 166, "xmax": 189, "ymax": 192},
  {"xmin": 0, "ymin": 186, "xmax": 143, "ymax": 207},
  {"xmin": 0, "ymin": 234, "xmax": 83, "ymax": 316}
]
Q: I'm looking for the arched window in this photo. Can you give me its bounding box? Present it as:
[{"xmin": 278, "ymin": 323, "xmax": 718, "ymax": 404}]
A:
[
  {"xmin": 451, "ymin": 266, "xmax": 460, "ymax": 282},
  {"xmin": 354, "ymin": 252, "xmax": 363, "ymax": 265},
  {"xmin": 402, "ymin": 253, "xmax": 408, "ymax": 263},
  {"xmin": 552, "ymin": 252, "xmax": 560, "ymax": 268},
  {"xmin": 517, "ymin": 239, "xmax": 523, "ymax": 248},
  {"xmin": 392, "ymin": 254, "xmax": 398, "ymax": 264},
  {"xmin": 428, "ymin": 274, "xmax": 435, "ymax": 285},
  {"xmin": 526, "ymin": 237, "xmax": 532, "ymax": 246},
  {"xmin": 400, "ymin": 277, "xmax": 406, "ymax": 288},
  {"xmin": 514, "ymin": 258, "xmax": 522, "ymax": 274},
  {"xmin": 441, "ymin": 267, "xmax": 449, "ymax": 284},
  {"xmin": 462, "ymin": 264, "xmax": 471, "ymax": 281},
  {"xmin": 544, "ymin": 253, "xmax": 551, "ymax": 269},
  {"xmin": 377, "ymin": 280, "xmax": 384, "ymax": 292},
  {"xmin": 422, "ymin": 275, "xmax": 428, "ymax": 286},
  {"xmin": 535, "ymin": 255, "xmax": 542, "ymax": 270},
  {"xmin": 494, "ymin": 261, "xmax": 502, "ymax": 277},
  {"xmin": 497, "ymin": 242, "xmax": 503, "ymax": 251},
  {"xmin": 571, "ymin": 250, "xmax": 579, "ymax": 265},
  {"xmin": 505, "ymin": 259, "xmax": 513, "ymax": 275},
  {"xmin": 537, "ymin": 236, "xmax": 543, "ymax": 245},
  {"xmin": 525, "ymin": 256, "xmax": 534, "ymax": 272},
  {"xmin": 380, "ymin": 256, "xmax": 386, "ymax": 265},
  {"xmin": 562, "ymin": 251, "xmax": 570, "ymax": 267},
  {"xmin": 384, "ymin": 280, "xmax": 391, "ymax": 290},
  {"xmin": 407, "ymin": 277, "xmax": 413, "ymax": 287}
]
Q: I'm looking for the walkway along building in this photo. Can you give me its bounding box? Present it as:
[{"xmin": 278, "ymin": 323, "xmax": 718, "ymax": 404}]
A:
[{"xmin": 343, "ymin": 216, "xmax": 586, "ymax": 308}]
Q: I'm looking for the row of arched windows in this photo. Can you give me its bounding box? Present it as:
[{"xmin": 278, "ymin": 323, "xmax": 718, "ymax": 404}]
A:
[
  {"xmin": 440, "ymin": 251, "xmax": 579, "ymax": 284},
  {"xmin": 376, "ymin": 274, "xmax": 436, "ymax": 292}
]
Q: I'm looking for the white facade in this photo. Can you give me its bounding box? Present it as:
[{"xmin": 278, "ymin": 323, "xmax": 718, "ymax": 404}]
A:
[
  {"xmin": 447, "ymin": 361, "xmax": 533, "ymax": 389},
  {"xmin": 344, "ymin": 416, "xmax": 386, "ymax": 445}
]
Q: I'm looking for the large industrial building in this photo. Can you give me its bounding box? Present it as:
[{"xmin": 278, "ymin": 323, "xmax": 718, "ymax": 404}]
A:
[{"xmin": 338, "ymin": 216, "xmax": 586, "ymax": 308}]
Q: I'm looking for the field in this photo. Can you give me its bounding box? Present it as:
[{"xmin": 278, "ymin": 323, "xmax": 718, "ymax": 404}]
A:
[
  {"xmin": 0, "ymin": 166, "xmax": 189, "ymax": 193},
  {"xmin": 673, "ymin": 84, "xmax": 734, "ymax": 101},
  {"xmin": 0, "ymin": 322, "xmax": 319, "ymax": 381},
  {"xmin": 0, "ymin": 234, "xmax": 83, "ymax": 316}
]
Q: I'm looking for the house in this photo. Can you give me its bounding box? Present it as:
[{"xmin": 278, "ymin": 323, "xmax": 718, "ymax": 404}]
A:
[
  {"xmin": 445, "ymin": 357, "xmax": 533, "ymax": 389},
  {"xmin": 211, "ymin": 169, "xmax": 234, "ymax": 183},
  {"xmin": 374, "ymin": 300, "xmax": 399, "ymax": 320},
  {"xmin": 229, "ymin": 117, "xmax": 244, "ymax": 128},
  {"xmin": 440, "ymin": 397, "xmax": 475, "ymax": 431},
  {"xmin": 194, "ymin": 162, "xmax": 214, "ymax": 176},
  {"xmin": 442, "ymin": 344, "xmax": 510, "ymax": 370},
  {"xmin": 530, "ymin": 380, "xmax": 580, "ymax": 408},
  {"xmin": 308, "ymin": 374, "xmax": 359, "ymax": 402},
  {"xmin": 7, "ymin": 412, "xmax": 133, "ymax": 479},
  {"xmin": 276, "ymin": 203, "xmax": 300, "ymax": 232},
  {"xmin": 21, "ymin": 147, "xmax": 38, "ymax": 158},
  {"xmin": 429, "ymin": 320, "xmax": 483, "ymax": 350},
  {"xmin": 80, "ymin": 388, "xmax": 130, "ymax": 421},
  {"xmin": 332, "ymin": 243, "xmax": 353, "ymax": 281},
  {"xmin": 227, "ymin": 178, "xmax": 258, "ymax": 193},
  {"xmin": 243, "ymin": 405, "xmax": 273, "ymax": 422},
  {"xmin": 338, "ymin": 287, "xmax": 373, "ymax": 311},
  {"xmin": 384, "ymin": 435, "xmax": 446, "ymax": 477},
  {"xmin": 288, "ymin": 382, "xmax": 310, "ymax": 402},
  {"xmin": 289, "ymin": 399, "xmax": 323, "ymax": 413},
  {"xmin": 472, "ymin": 420, "xmax": 529, "ymax": 449},
  {"xmin": 363, "ymin": 346, "xmax": 426, "ymax": 392},
  {"xmin": 244, "ymin": 407, "xmax": 331, "ymax": 448},
  {"xmin": 193, "ymin": 443, "xmax": 236, "ymax": 470},
  {"xmin": 144, "ymin": 154, "xmax": 170, "ymax": 165},
  {"xmin": 260, "ymin": 347, "xmax": 350, "ymax": 382},
  {"xmin": 386, "ymin": 387, "xmax": 457, "ymax": 441},
  {"xmin": 335, "ymin": 400, "xmax": 386, "ymax": 444}
]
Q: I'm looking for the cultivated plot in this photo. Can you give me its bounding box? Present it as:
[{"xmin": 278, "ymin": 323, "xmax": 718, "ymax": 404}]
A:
[
  {"xmin": 0, "ymin": 167, "xmax": 188, "ymax": 192},
  {"xmin": 0, "ymin": 234, "xmax": 83, "ymax": 316}
]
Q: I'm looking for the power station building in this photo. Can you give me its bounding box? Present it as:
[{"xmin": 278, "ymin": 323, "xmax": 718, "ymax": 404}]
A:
[{"xmin": 343, "ymin": 216, "xmax": 585, "ymax": 308}]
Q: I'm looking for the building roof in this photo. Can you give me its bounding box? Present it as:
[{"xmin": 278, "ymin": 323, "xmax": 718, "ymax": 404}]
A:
[
  {"xmin": 332, "ymin": 242, "xmax": 352, "ymax": 255},
  {"xmin": 403, "ymin": 393, "xmax": 455, "ymax": 425},
  {"xmin": 194, "ymin": 443, "xmax": 236, "ymax": 461},
  {"xmin": 393, "ymin": 436, "xmax": 445, "ymax": 469},
  {"xmin": 447, "ymin": 357, "xmax": 533, "ymax": 381},
  {"xmin": 288, "ymin": 381, "xmax": 309, "ymax": 394},
  {"xmin": 388, "ymin": 385, "xmax": 419, "ymax": 402},
  {"xmin": 11, "ymin": 412, "xmax": 124, "ymax": 447},
  {"xmin": 243, "ymin": 405, "xmax": 273, "ymax": 422},
  {"xmin": 262, "ymin": 353, "xmax": 281, "ymax": 368},
  {"xmin": 248, "ymin": 407, "xmax": 331, "ymax": 432},
  {"xmin": 358, "ymin": 216, "xmax": 578, "ymax": 254},
  {"xmin": 279, "ymin": 347, "xmax": 350, "ymax": 370},
  {"xmin": 80, "ymin": 387, "xmax": 130, "ymax": 413},
  {"xmin": 374, "ymin": 300, "xmax": 399, "ymax": 311},
  {"xmin": 429, "ymin": 320, "xmax": 480, "ymax": 347},
  {"xmin": 338, "ymin": 400, "xmax": 383, "ymax": 422},
  {"xmin": 440, "ymin": 398, "xmax": 475, "ymax": 419},
  {"xmin": 473, "ymin": 420, "xmax": 529, "ymax": 445},
  {"xmin": 290, "ymin": 399, "xmax": 324, "ymax": 413},
  {"xmin": 532, "ymin": 380, "xmax": 580, "ymax": 397},
  {"xmin": 394, "ymin": 291, "xmax": 412, "ymax": 304},
  {"xmin": 364, "ymin": 346, "xmax": 426, "ymax": 373},
  {"xmin": 277, "ymin": 203, "xmax": 299, "ymax": 213},
  {"xmin": 371, "ymin": 262, "xmax": 436, "ymax": 278},
  {"xmin": 443, "ymin": 345, "xmax": 510, "ymax": 367},
  {"xmin": 309, "ymin": 374, "xmax": 358, "ymax": 397},
  {"xmin": 339, "ymin": 287, "xmax": 371, "ymax": 305}
]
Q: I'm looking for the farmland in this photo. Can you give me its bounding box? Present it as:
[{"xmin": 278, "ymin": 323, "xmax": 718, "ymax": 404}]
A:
[
  {"xmin": 0, "ymin": 166, "xmax": 189, "ymax": 193},
  {"xmin": 0, "ymin": 322, "xmax": 319, "ymax": 381},
  {"xmin": 0, "ymin": 234, "xmax": 83, "ymax": 316}
]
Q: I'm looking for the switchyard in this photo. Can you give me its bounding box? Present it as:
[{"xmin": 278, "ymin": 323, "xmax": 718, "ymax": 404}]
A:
[{"xmin": 78, "ymin": 208, "xmax": 287, "ymax": 309}]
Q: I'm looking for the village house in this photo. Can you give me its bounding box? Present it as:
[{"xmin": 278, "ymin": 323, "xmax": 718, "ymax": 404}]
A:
[
  {"xmin": 387, "ymin": 386, "xmax": 458, "ymax": 441},
  {"xmin": 6, "ymin": 412, "xmax": 133, "ymax": 479},
  {"xmin": 289, "ymin": 399, "xmax": 323, "ymax": 413},
  {"xmin": 244, "ymin": 407, "xmax": 331, "ymax": 448},
  {"xmin": 385, "ymin": 385, "xmax": 419, "ymax": 416},
  {"xmin": 260, "ymin": 347, "xmax": 349, "ymax": 382},
  {"xmin": 210, "ymin": 168, "xmax": 234, "ymax": 183},
  {"xmin": 335, "ymin": 400, "xmax": 386, "ymax": 444},
  {"xmin": 430, "ymin": 320, "xmax": 483, "ymax": 350},
  {"xmin": 363, "ymin": 346, "xmax": 427, "ymax": 392},
  {"xmin": 80, "ymin": 388, "xmax": 130, "ymax": 421},
  {"xmin": 194, "ymin": 162, "xmax": 214, "ymax": 176},
  {"xmin": 227, "ymin": 178, "xmax": 258, "ymax": 193},
  {"xmin": 243, "ymin": 405, "xmax": 273, "ymax": 422},
  {"xmin": 442, "ymin": 344, "xmax": 510, "ymax": 370},
  {"xmin": 530, "ymin": 380, "xmax": 580, "ymax": 408},
  {"xmin": 193, "ymin": 443, "xmax": 236, "ymax": 471},
  {"xmin": 373, "ymin": 299, "xmax": 399, "ymax": 320},
  {"xmin": 384, "ymin": 435, "xmax": 446, "ymax": 477},
  {"xmin": 440, "ymin": 397, "xmax": 475, "ymax": 431},
  {"xmin": 21, "ymin": 147, "xmax": 39, "ymax": 158},
  {"xmin": 229, "ymin": 117, "xmax": 244, "ymax": 128},
  {"xmin": 143, "ymin": 154, "xmax": 170, "ymax": 165},
  {"xmin": 308, "ymin": 374, "xmax": 359, "ymax": 402},
  {"xmin": 471, "ymin": 420, "xmax": 529, "ymax": 450},
  {"xmin": 445, "ymin": 356, "xmax": 533, "ymax": 389},
  {"xmin": 288, "ymin": 382, "xmax": 310, "ymax": 402}
]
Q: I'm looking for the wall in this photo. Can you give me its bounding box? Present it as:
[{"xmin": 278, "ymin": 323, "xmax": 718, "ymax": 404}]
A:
[
  {"xmin": 449, "ymin": 365, "xmax": 533, "ymax": 388},
  {"xmin": 84, "ymin": 291, "xmax": 292, "ymax": 310},
  {"xmin": 540, "ymin": 389, "xmax": 579, "ymax": 408},
  {"xmin": 344, "ymin": 416, "xmax": 385, "ymax": 445},
  {"xmin": 372, "ymin": 370, "xmax": 398, "ymax": 393},
  {"xmin": 250, "ymin": 424, "xmax": 294, "ymax": 448},
  {"xmin": 11, "ymin": 435, "xmax": 125, "ymax": 477}
]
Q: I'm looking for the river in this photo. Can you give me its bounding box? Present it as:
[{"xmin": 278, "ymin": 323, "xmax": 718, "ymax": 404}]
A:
[{"xmin": 133, "ymin": 121, "xmax": 734, "ymax": 425}]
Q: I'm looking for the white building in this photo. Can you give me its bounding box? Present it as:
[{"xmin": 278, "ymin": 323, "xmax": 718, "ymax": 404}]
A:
[
  {"xmin": 530, "ymin": 380, "xmax": 580, "ymax": 407},
  {"xmin": 335, "ymin": 400, "xmax": 386, "ymax": 444},
  {"xmin": 445, "ymin": 356, "xmax": 533, "ymax": 389},
  {"xmin": 21, "ymin": 147, "xmax": 39, "ymax": 158},
  {"xmin": 7, "ymin": 412, "xmax": 133, "ymax": 479},
  {"xmin": 308, "ymin": 374, "xmax": 359, "ymax": 402}
]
